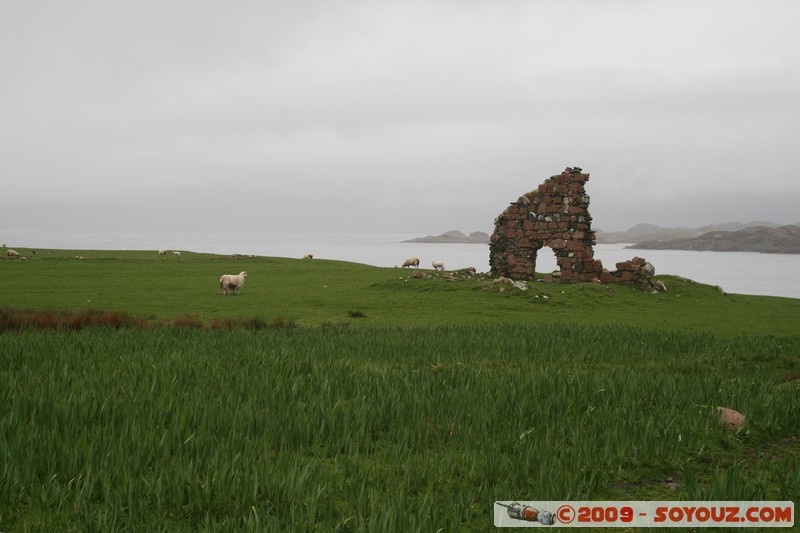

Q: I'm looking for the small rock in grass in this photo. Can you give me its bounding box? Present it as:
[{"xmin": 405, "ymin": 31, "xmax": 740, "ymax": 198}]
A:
[{"xmin": 716, "ymin": 406, "xmax": 746, "ymax": 429}]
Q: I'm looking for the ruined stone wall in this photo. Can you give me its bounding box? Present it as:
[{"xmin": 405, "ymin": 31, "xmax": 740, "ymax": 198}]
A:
[
  {"xmin": 489, "ymin": 167, "xmax": 657, "ymax": 286},
  {"xmin": 489, "ymin": 167, "xmax": 600, "ymax": 281}
]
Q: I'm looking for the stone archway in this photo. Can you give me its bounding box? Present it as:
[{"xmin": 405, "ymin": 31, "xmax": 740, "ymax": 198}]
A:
[{"xmin": 522, "ymin": 242, "xmax": 564, "ymax": 278}]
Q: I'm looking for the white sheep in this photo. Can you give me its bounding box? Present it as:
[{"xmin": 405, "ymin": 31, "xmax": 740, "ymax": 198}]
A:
[
  {"xmin": 173, "ymin": 251, "xmax": 181, "ymax": 259},
  {"xmin": 303, "ymin": 253, "xmax": 313, "ymax": 260},
  {"xmin": 402, "ymin": 257, "xmax": 420, "ymax": 268},
  {"xmin": 219, "ymin": 271, "xmax": 247, "ymax": 295},
  {"xmin": 7, "ymin": 249, "xmax": 20, "ymax": 259},
  {"xmin": 158, "ymin": 249, "xmax": 167, "ymax": 257},
  {"xmin": 432, "ymin": 260, "xmax": 445, "ymax": 271}
]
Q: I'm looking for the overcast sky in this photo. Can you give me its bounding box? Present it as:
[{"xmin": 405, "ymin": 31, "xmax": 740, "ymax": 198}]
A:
[{"xmin": 2, "ymin": 0, "xmax": 799, "ymax": 234}]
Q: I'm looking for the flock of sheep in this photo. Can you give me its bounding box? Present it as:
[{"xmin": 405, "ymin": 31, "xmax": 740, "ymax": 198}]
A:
[
  {"xmin": 3, "ymin": 244, "xmax": 453, "ymax": 297},
  {"xmin": 158, "ymin": 249, "xmax": 181, "ymax": 259},
  {"xmin": 4, "ymin": 245, "xmax": 455, "ymax": 298},
  {"xmin": 401, "ymin": 257, "xmax": 446, "ymax": 271},
  {"xmin": 214, "ymin": 255, "xmax": 451, "ymax": 297},
  {"xmin": 158, "ymin": 249, "xmax": 248, "ymax": 296}
]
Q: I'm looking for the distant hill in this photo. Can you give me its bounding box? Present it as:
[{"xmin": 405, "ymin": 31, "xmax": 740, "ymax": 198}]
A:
[
  {"xmin": 403, "ymin": 230, "xmax": 490, "ymax": 244},
  {"xmin": 627, "ymin": 225, "xmax": 800, "ymax": 254},
  {"xmin": 595, "ymin": 221, "xmax": 788, "ymax": 244},
  {"xmin": 408, "ymin": 222, "xmax": 800, "ymax": 252}
]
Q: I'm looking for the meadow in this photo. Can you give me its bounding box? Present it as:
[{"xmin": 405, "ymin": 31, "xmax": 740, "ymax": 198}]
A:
[{"xmin": 1, "ymin": 249, "xmax": 799, "ymax": 530}]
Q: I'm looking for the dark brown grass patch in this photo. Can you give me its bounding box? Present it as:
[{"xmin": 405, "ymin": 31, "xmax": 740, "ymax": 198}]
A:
[
  {"xmin": 0, "ymin": 308, "xmax": 146, "ymax": 331},
  {"xmin": 0, "ymin": 308, "xmax": 289, "ymax": 332}
]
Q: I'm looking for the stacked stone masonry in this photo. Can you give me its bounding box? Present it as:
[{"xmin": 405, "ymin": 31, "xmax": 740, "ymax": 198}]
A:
[{"xmin": 489, "ymin": 167, "xmax": 655, "ymax": 285}]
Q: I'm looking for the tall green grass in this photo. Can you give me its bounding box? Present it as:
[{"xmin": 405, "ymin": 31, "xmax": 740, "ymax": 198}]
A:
[{"xmin": 2, "ymin": 325, "xmax": 798, "ymax": 530}]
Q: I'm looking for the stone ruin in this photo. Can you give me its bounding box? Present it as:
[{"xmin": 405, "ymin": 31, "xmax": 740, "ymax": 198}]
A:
[{"xmin": 489, "ymin": 167, "xmax": 657, "ymax": 287}]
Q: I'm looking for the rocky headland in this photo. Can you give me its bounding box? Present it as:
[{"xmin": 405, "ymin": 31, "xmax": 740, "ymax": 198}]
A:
[
  {"xmin": 409, "ymin": 222, "xmax": 800, "ymax": 253},
  {"xmin": 403, "ymin": 230, "xmax": 490, "ymax": 244},
  {"xmin": 628, "ymin": 224, "xmax": 800, "ymax": 254},
  {"xmin": 595, "ymin": 221, "xmax": 793, "ymax": 244}
]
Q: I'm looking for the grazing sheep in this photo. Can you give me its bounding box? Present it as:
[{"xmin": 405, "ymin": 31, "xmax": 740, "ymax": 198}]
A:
[
  {"xmin": 432, "ymin": 260, "xmax": 445, "ymax": 271},
  {"xmin": 401, "ymin": 257, "xmax": 420, "ymax": 268},
  {"xmin": 303, "ymin": 253, "xmax": 313, "ymax": 260},
  {"xmin": 173, "ymin": 251, "xmax": 181, "ymax": 259},
  {"xmin": 219, "ymin": 271, "xmax": 247, "ymax": 295},
  {"xmin": 158, "ymin": 249, "xmax": 167, "ymax": 257},
  {"xmin": 7, "ymin": 249, "xmax": 20, "ymax": 259}
]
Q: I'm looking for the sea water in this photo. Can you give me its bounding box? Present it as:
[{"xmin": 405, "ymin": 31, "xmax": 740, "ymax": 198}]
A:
[{"xmin": 4, "ymin": 229, "xmax": 800, "ymax": 300}]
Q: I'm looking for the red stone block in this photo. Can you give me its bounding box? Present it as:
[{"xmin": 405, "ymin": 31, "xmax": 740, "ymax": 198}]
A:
[
  {"xmin": 523, "ymin": 219, "xmax": 535, "ymax": 230},
  {"xmin": 580, "ymin": 273, "xmax": 598, "ymax": 282},
  {"xmin": 566, "ymin": 240, "xmax": 584, "ymax": 251},
  {"xmin": 599, "ymin": 270, "xmax": 617, "ymax": 283},
  {"xmin": 561, "ymin": 270, "xmax": 574, "ymax": 281},
  {"xmin": 616, "ymin": 261, "xmax": 634, "ymax": 271},
  {"xmin": 631, "ymin": 256, "xmax": 646, "ymax": 266},
  {"xmin": 555, "ymin": 172, "xmax": 571, "ymax": 183},
  {"xmin": 568, "ymin": 206, "xmax": 584, "ymax": 214},
  {"xmin": 505, "ymin": 228, "xmax": 517, "ymax": 238},
  {"xmin": 618, "ymin": 271, "xmax": 636, "ymax": 282},
  {"xmin": 519, "ymin": 238, "xmax": 531, "ymax": 248}
]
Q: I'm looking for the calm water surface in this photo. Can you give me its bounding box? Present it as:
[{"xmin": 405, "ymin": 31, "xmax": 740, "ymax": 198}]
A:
[{"xmin": 5, "ymin": 230, "xmax": 800, "ymax": 300}]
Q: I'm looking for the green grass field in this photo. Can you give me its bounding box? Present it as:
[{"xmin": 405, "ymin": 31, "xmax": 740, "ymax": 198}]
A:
[
  {"xmin": 1, "ymin": 249, "xmax": 798, "ymax": 530},
  {"xmin": 2, "ymin": 248, "xmax": 799, "ymax": 334}
]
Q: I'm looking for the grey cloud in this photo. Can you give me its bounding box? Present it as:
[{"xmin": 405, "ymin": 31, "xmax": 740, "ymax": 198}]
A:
[{"xmin": 2, "ymin": 0, "xmax": 799, "ymax": 235}]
